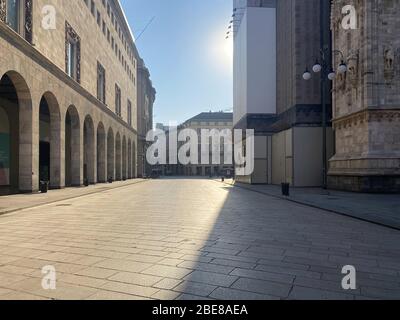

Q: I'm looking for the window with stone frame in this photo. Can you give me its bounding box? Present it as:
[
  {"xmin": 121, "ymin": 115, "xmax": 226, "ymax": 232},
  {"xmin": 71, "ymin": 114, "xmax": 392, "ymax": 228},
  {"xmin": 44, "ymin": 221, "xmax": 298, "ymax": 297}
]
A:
[
  {"xmin": 0, "ymin": 0, "xmax": 33, "ymax": 43},
  {"xmin": 115, "ymin": 84, "xmax": 122, "ymax": 117},
  {"xmin": 127, "ymin": 100, "xmax": 132, "ymax": 126},
  {"xmin": 97, "ymin": 62, "xmax": 106, "ymax": 104},
  {"xmin": 65, "ymin": 22, "xmax": 81, "ymax": 83}
]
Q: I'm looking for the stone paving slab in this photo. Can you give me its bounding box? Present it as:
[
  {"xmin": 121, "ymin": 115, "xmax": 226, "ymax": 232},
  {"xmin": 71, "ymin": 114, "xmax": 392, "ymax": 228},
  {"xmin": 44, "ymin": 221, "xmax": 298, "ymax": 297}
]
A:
[
  {"xmin": 0, "ymin": 178, "xmax": 399, "ymax": 300},
  {"xmin": 219, "ymin": 179, "xmax": 400, "ymax": 230},
  {"xmin": 0, "ymin": 179, "xmax": 147, "ymax": 216}
]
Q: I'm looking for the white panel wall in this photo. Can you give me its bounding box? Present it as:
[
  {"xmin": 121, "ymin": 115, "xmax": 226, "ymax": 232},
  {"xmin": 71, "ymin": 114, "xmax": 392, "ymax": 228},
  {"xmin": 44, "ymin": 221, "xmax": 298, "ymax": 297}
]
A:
[
  {"xmin": 233, "ymin": 6, "xmax": 277, "ymax": 126},
  {"xmin": 246, "ymin": 7, "xmax": 276, "ymax": 116},
  {"xmin": 233, "ymin": 11, "xmax": 247, "ymax": 125}
]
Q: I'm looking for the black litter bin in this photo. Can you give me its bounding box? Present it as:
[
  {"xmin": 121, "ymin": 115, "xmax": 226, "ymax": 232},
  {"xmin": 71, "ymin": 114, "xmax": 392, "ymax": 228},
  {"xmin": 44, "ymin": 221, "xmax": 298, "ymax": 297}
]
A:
[
  {"xmin": 281, "ymin": 183, "xmax": 290, "ymax": 196},
  {"xmin": 40, "ymin": 181, "xmax": 49, "ymax": 194}
]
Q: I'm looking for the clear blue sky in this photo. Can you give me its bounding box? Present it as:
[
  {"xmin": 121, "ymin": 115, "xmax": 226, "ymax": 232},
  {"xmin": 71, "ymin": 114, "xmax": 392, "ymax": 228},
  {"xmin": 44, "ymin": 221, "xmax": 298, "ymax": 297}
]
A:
[{"xmin": 120, "ymin": 0, "xmax": 233, "ymax": 126}]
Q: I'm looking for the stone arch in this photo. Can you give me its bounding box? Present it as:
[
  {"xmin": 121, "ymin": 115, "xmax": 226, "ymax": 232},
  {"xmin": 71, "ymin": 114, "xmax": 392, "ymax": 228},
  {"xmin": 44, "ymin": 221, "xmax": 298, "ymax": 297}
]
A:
[
  {"xmin": 39, "ymin": 92, "xmax": 61, "ymax": 189},
  {"xmin": 65, "ymin": 105, "xmax": 81, "ymax": 186},
  {"xmin": 122, "ymin": 135, "xmax": 127, "ymax": 180},
  {"xmin": 0, "ymin": 71, "xmax": 33, "ymax": 193},
  {"xmin": 97, "ymin": 122, "xmax": 106, "ymax": 183},
  {"xmin": 115, "ymin": 132, "xmax": 122, "ymax": 181},
  {"xmin": 107, "ymin": 127, "xmax": 114, "ymax": 181},
  {"xmin": 83, "ymin": 115, "xmax": 95, "ymax": 185}
]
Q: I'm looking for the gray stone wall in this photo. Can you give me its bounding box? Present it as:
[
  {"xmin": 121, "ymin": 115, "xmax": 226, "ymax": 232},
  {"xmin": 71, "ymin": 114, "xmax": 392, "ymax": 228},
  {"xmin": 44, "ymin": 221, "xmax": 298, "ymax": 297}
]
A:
[{"xmin": 276, "ymin": 0, "xmax": 321, "ymax": 115}]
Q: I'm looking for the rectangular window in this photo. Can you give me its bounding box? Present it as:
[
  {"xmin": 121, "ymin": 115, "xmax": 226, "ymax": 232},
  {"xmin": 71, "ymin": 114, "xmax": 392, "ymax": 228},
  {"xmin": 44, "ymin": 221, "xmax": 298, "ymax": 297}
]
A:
[
  {"xmin": 115, "ymin": 84, "xmax": 121, "ymax": 117},
  {"xmin": 6, "ymin": 0, "xmax": 20, "ymax": 32},
  {"xmin": 67, "ymin": 40, "xmax": 76, "ymax": 78},
  {"xmin": 65, "ymin": 22, "xmax": 81, "ymax": 83},
  {"xmin": 127, "ymin": 100, "xmax": 132, "ymax": 126},
  {"xmin": 97, "ymin": 62, "xmax": 106, "ymax": 104}
]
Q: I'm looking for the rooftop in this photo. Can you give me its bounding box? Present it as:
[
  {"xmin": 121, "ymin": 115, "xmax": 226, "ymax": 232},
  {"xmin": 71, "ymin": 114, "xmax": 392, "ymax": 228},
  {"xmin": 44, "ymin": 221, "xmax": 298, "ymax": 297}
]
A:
[{"xmin": 186, "ymin": 112, "xmax": 233, "ymax": 123}]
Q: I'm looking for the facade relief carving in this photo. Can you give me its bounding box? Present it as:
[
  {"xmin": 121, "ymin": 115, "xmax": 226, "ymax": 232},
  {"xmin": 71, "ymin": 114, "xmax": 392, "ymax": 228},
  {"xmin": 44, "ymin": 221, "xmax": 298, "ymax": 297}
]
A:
[
  {"xmin": 24, "ymin": 0, "xmax": 33, "ymax": 44},
  {"xmin": 347, "ymin": 51, "xmax": 359, "ymax": 88},
  {"xmin": 0, "ymin": 0, "xmax": 5, "ymax": 23},
  {"xmin": 384, "ymin": 47, "xmax": 395, "ymax": 82}
]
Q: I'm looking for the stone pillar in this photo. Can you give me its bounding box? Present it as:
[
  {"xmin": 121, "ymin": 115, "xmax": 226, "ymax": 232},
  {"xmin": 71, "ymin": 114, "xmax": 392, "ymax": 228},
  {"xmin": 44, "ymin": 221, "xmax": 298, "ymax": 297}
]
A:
[
  {"xmin": 59, "ymin": 117, "xmax": 66, "ymax": 188},
  {"xmin": 50, "ymin": 108, "xmax": 63, "ymax": 189},
  {"xmin": 128, "ymin": 141, "xmax": 132, "ymax": 179},
  {"xmin": 97, "ymin": 128, "xmax": 106, "ymax": 183},
  {"xmin": 92, "ymin": 128, "xmax": 97, "ymax": 184},
  {"xmin": 19, "ymin": 89, "xmax": 37, "ymax": 192},
  {"xmin": 71, "ymin": 121, "xmax": 82, "ymax": 186}
]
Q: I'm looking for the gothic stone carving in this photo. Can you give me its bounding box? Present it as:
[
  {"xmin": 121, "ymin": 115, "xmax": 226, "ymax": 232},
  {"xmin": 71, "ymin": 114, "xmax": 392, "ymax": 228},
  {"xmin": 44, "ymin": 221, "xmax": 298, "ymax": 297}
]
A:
[
  {"xmin": 0, "ymin": 0, "xmax": 6, "ymax": 23},
  {"xmin": 24, "ymin": 0, "xmax": 33, "ymax": 43},
  {"xmin": 333, "ymin": 110, "xmax": 400, "ymax": 130},
  {"xmin": 384, "ymin": 47, "xmax": 395, "ymax": 82},
  {"xmin": 347, "ymin": 51, "xmax": 359, "ymax": 88}
]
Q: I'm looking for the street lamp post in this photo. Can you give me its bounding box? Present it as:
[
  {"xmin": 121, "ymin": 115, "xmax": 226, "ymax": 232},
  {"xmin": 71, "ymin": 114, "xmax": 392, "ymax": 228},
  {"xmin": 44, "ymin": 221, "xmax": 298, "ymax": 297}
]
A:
[{"xmin": 303, "ymin": 49, "xmax": 347, "ymax": 190}]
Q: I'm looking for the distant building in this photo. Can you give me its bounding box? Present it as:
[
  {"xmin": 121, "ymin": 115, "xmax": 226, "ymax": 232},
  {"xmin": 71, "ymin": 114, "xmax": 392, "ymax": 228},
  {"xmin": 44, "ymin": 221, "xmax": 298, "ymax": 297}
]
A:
[
  {"xmin": 155, "ymin": 112, "xmax": 234, "ymax": 177},
  {"xmin": 179, "ymin": 112, "xmax": 234, "ymax": 177},
  {"xmin": 137, "ymin": 58, "xmax": 156, "ymax": 178}
]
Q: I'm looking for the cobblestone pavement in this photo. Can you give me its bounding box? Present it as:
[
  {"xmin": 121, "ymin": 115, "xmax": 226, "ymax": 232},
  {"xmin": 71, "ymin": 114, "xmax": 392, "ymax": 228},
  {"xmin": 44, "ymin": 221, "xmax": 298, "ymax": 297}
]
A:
[{"xmin": 0, "ymin": 179, "xmax": 399, "ymax": 300}]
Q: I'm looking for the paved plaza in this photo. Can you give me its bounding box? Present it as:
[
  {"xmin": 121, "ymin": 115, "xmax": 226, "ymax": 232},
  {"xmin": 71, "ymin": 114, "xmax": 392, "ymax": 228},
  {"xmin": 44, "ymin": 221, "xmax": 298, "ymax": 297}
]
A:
[{"xmin": 0, "ymin": 179, "xmax": 399, "ymax": 300}]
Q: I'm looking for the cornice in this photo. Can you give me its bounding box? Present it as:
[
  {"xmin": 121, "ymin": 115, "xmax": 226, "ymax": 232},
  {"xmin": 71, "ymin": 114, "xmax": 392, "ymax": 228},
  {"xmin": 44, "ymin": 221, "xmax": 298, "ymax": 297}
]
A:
[{"xmin": 333, "ymin": 108, "xmax": 400, "ymax": 129}]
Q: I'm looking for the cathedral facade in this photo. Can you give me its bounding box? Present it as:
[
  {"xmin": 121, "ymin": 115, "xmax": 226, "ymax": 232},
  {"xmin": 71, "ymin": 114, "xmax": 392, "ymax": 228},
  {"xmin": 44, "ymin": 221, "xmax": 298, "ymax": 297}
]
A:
[{"xmin": 328, "ymin": 0, "xmax": 400, "ymax": 192}]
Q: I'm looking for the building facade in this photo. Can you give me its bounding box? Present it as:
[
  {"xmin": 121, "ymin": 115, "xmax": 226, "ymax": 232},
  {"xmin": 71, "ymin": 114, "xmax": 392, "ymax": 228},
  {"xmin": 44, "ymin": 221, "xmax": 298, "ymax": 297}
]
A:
[
  {"xmin": 137, "ymin": 57, "xmax": 156, "ymax": 178},
  {"xmin": 233, "ymin": 0, "xmax": 334, "ymax": 186},
  {"xmin": 155, "ymin": 112, "xmax": 234, "ymax": 177},
  {"xmin": 328, "ymin": 0, "xmax": 400, "ymax": 192},
  {"xmin": 178, "ymin": 112, "xmax": 234, "ymax": 177},
  {"xmin": 0, "ymin": 0, "xmax": 151, "ymax": 194}
]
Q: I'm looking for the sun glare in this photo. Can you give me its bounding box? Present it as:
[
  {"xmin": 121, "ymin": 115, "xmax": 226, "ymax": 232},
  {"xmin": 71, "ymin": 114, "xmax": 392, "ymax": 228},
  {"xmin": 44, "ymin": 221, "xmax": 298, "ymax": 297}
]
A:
[{"xmin": 208, "ymin": 28, "xmax": 233, "ymax": 73}]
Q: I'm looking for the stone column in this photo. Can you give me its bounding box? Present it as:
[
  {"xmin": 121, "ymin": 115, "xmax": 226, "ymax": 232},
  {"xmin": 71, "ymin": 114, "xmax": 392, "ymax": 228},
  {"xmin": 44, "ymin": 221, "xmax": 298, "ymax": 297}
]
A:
[
  {"xmin": 71, "ymin": 121, "xmax": 82, "ymax": 186},
  {"xmin": 19, "ymin": 90, "xmax": 37, "ymax": 192},
  {"xmin": 50, "ymin": 108, "xmax": 62, "ymax": 189}
]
